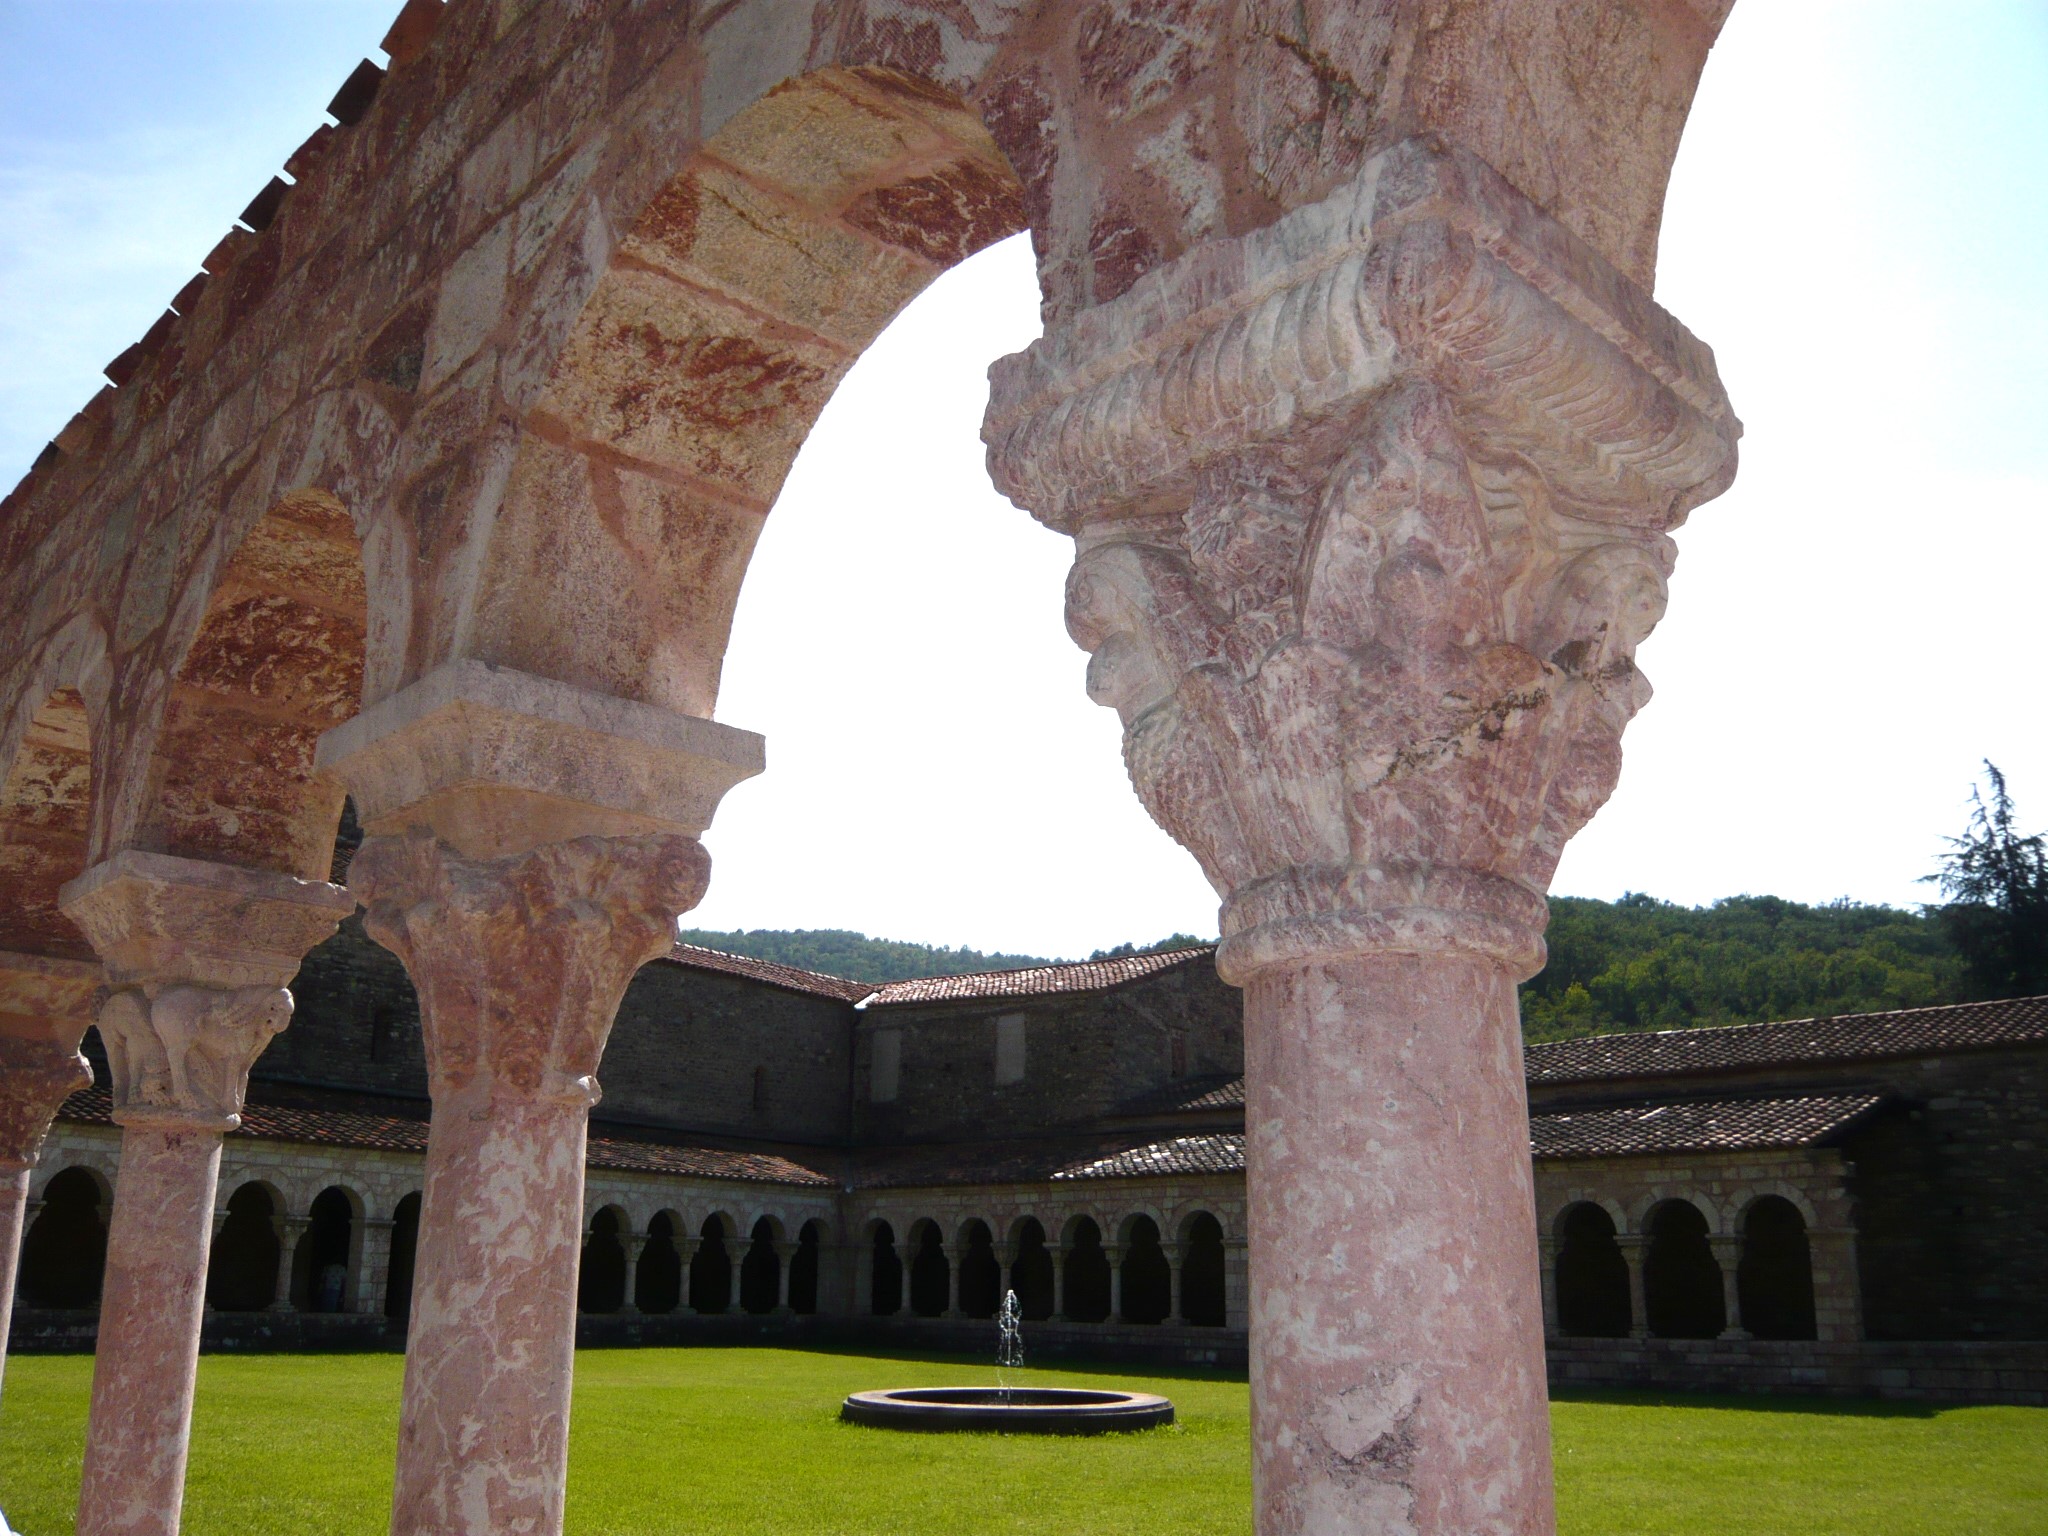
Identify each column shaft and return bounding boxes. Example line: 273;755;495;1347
1618;1237;1649;1340
1246;954;1552;1536
0;1167;28;1388
1712;1236;1747;1340
1537;1237;1561;1339
75;1123;224;1536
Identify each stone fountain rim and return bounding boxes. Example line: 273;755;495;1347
840;1386;1175;1434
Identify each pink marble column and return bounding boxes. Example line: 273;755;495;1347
59;851;351;1536
1245;956;1550;1532
0;1022;94;1399
986;138;1740;1534
0;952;99;1397
315;660;759;1536
349;829;710;1536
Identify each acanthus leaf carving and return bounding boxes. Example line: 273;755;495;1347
994;139;1734;985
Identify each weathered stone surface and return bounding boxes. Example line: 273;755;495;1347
349;829;712;1536
0;8;1745;1531
985;135;1736;1535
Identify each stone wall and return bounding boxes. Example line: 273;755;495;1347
262;913;430;1100
850;960;1242;1144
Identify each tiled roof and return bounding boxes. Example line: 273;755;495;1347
863;945;1216;1007
1053;1133;1246;1179
1530;1094;1887;1159
855;1129;1244;1187
1115;1074;1246;1116
666;943;873;1002
54;1085;831;1187
1525;994;2048;1085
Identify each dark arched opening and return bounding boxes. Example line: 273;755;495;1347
1739;1197;1818;1341
1119;1216;1170;1325
579;1208;628;1315
870;1222;902;1316
956;1220;1000;1320
690;1218;732;1314
1556;1203;1632;1338
789;1221;821;1315
17;1167;107;1308
740;1218;780;1315
1179;1213;1226;1327
1062;1218;1111;1324
207;1184;282;1312
294;1186;356;1313
1644;1200;1725;1339
636;1212;683;1315
1008;1219;1054;1322
908;1221;949;1318
384;1192;421;1321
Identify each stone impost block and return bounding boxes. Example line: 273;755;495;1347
314;658;765;860
58;850;355;991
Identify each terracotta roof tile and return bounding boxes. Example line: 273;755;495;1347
54;1085;831;1187
666;943;874;1002
863;946;1216;1007
1052;1133;1246;1179
1115;1074;1246;1116
1525;995;2048;1085
1530;1094;1887;1159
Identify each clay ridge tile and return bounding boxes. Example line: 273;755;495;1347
666;943;875;1002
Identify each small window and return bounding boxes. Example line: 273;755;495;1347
369;1007;396;1064
871;1029;901;1103
751;1065;767;1112
994;1013;1026;1085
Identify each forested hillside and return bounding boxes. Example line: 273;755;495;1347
687;898;1971;1040
1521;894;1964;1041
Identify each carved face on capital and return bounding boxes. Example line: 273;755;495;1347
1064;548;1196;729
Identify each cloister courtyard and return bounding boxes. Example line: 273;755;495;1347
1;1347;2042;1536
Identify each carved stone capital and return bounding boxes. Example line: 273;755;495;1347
58;849;354;991
985;138;1738;983
315;659;765;861
348;830;711;1104
94;984;292;1131
0;1033;92;1170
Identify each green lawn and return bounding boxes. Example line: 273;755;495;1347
0;1348;2041;1534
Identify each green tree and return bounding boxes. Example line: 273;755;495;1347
1924;761;2048;1000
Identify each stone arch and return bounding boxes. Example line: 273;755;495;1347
739;1213;783;1314
1116;1212;1171;1325
384;1190;423;1321
866;1216;903;1317
1642;1196;1725;1340
16;1163;109;1308
788;1218;823;1315
578;1203;631;1315
291;1183;363;1314
1177;1211;1227;1328
1738;1194;1817;1342
1060;1213;1111;1324
450;65;1028;719
1005;1215;1055;1322
0;619;108;959
1554;1200;1631;1339
1630;1189;1721;1237
954;1217;1001;1320
689;1211;735;1314
1558;1193;1630;1237
1733;1183;1820;1232
906;1216;950;1318
634;1208;686;1316
122;490;367;882
207;1180;285;1313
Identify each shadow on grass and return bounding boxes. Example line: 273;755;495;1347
1551;1385;1941;1419
592;1337;1253;1387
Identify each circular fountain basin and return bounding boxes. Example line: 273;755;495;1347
841;1386;1174;1434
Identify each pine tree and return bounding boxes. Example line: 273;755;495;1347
1926;762;2048;999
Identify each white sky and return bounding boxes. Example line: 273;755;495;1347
2;2;2043;958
